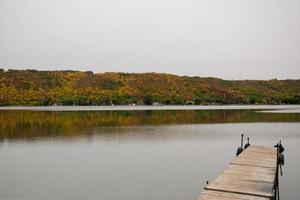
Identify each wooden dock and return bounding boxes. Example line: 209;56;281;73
198;145;278;200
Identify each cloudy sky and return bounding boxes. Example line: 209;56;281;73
0;0;299;80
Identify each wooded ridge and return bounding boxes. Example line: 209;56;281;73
0;69;299;106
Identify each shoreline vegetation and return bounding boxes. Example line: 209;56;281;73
0;69;299;106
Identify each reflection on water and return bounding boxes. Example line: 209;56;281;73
0;109;300;200
1;110;300;141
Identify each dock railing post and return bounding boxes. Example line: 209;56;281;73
273;143;278;200
274;142;280;200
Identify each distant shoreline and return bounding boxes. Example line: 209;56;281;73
0;105;300;112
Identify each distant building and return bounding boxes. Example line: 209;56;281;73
152;102;160;106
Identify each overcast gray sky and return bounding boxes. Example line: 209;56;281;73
0;0;299;80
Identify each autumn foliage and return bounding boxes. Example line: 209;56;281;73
0;69;299;106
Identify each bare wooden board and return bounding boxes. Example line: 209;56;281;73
231;146;277;168
198;146;277;200
198;190;270;200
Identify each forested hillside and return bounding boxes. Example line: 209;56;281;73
0;69;299;106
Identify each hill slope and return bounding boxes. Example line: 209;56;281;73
0;69;299;105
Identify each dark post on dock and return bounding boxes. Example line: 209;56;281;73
198;142;284;200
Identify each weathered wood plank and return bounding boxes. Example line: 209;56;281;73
231;146;277;168
198;145;277;200
198;190;270;200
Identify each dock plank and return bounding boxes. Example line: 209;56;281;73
198;190;270;200
198;146;277;200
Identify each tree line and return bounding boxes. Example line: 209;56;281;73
0;69;299;106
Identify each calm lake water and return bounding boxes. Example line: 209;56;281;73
1;105;300;200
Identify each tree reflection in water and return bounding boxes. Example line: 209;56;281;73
0;109;299;141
